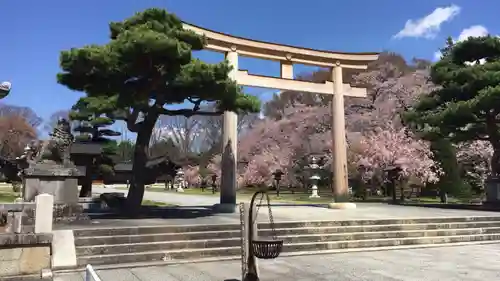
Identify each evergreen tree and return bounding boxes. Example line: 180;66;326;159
57;8;260;209
70;97;121;197
406;35;500;196
413;36;500;173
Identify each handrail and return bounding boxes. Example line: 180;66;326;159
85;264;102;281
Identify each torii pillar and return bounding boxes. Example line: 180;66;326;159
332;62;349;200
218;49;239;212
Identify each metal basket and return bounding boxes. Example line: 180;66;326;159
251;239;284;259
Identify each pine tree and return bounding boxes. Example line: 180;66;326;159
406;35;500;192
70;97;121;197
57;8;260;209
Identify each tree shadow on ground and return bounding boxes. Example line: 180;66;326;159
85;205;221;219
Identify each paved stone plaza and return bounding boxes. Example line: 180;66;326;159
55;244;500;281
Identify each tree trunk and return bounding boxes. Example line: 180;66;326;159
79;177;92;197
399;181;405;202
125;112;158;212
439;190;448;203
79;162;93;197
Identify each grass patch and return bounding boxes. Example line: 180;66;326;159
113;185;479;205
0;191;17;203
141;199;177;207
148;187;335;204
0;185;18;203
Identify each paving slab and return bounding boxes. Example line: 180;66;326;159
55;244;500;281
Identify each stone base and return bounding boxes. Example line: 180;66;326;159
0;233;52;278
327;202;356;209
212;203;237;213
485;176;500;203
22;164;83;204
24;178;79;204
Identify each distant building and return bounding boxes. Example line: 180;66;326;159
103;155;181;185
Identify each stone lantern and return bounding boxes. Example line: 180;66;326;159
308;156;323;198
175;169;185;193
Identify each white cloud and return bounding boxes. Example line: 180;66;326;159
432;25;489;61
456;25;489;42
433;51;443;61
394;5;461;39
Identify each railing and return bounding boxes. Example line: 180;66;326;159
85;264;102;281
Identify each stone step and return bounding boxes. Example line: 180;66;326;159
77;245;242;266
74;221;500;247
262;216;500;229
76;237;241;256
283;233;500;252
73;216;500;237
76;233;500;266
73;223;240;237
75;230;242;246
279;227;500;243
263;221;500;236
75;227;500;256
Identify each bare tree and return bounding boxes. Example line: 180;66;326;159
0;115;37;159
44;110;70;133
155;115;204;156
0;104;42;128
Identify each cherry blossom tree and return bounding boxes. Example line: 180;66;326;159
206;154;221;185
352;126;440;184
457;141;493;192
184;165;201;187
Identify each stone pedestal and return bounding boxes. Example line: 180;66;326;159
309;184;320;198
22;164;85;204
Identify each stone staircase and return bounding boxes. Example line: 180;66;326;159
73;216;500;268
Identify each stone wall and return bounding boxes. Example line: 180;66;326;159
0;233;52;277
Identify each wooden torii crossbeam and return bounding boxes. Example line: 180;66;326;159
183;22;379;206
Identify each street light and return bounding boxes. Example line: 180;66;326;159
0;81;11;99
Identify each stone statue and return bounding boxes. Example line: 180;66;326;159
32;118;75;166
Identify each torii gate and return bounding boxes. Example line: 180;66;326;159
183;23;379;211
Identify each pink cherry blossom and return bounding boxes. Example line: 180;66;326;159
352;126;440;183
183;165;200;187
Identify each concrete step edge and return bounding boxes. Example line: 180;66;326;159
262;220;500;230
72;223;240;236
267;216;500;226
280;239;500;257
275;227;500;238
77;246;240;259
72;216;500;236
74;229;242;241
287;232;500;246
75;237;242;249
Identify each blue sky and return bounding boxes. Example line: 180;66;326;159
0;0;497;135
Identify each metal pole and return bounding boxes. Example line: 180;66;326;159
245;191;262;281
